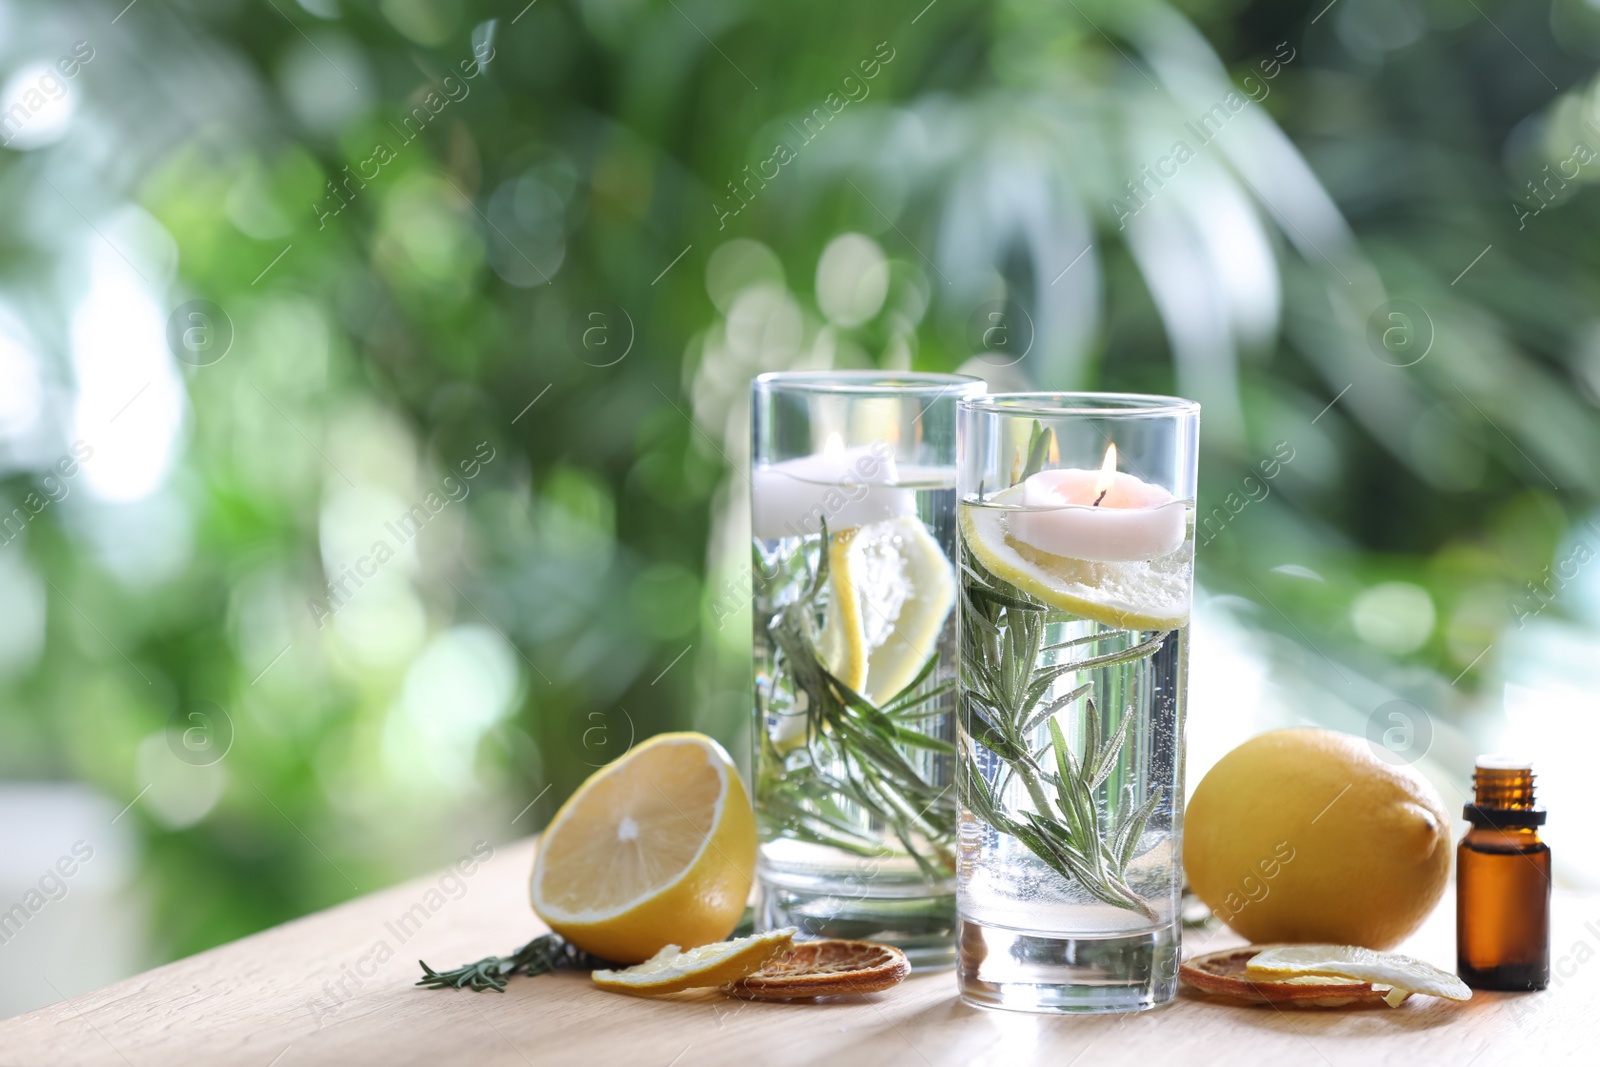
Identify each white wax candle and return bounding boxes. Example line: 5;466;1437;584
1009;446;1186;562
752;437;915;540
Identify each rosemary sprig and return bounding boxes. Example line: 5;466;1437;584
419;912;760;994
1021;419;1052;481
416;933;612;992
959;544;1168;919
755;520;958;877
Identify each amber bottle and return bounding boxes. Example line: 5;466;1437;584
1456;759;1550;991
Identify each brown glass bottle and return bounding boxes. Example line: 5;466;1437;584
1456;759;1550;991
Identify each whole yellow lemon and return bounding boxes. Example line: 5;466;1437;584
1185;728;1450;949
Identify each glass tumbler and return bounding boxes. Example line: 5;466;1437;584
955;392;1199;1012
750;370;985;970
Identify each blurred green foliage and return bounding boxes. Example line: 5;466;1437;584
1;0;1598;967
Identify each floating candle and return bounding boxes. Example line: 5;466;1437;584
1009;444;1186;562
751;435;915;540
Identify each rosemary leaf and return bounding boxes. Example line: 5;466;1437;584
416;933;611;992
885;681;956;719
1046;718;1076;809
1021;420;1053;481
963;579;1046;615
1020;681;1092;737
1115;787;1163;866
805;515;831;600
1086;709;1132;794
761;787;883;854
1042;631;1122;653
883;652;940;705
1060;630;1169;673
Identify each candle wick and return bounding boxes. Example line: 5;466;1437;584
1093;489;1108;507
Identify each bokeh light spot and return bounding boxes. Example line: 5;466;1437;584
1350;581;1436;654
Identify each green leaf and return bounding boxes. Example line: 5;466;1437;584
885;681;955;719
1083;694;1101;769
1021;681;1091;737
417;934;611;992
1114;787;1163;871
1086;707;1131;794
1046;718;1075;802
963;579;1046;614
883;651;939;704
805;515;832;601
1042;630;1126;653
1021;419;1053;481
1059;630;1170;673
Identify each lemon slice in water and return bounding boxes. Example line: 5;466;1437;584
818;515;956;706
959;486;1191;631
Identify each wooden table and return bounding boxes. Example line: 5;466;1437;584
2;838;1593;1065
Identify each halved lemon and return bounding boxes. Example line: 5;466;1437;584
592;928;795;995
818;515;956;706
530;732;757;963
1246;945;1471;1007
959;487;1191;631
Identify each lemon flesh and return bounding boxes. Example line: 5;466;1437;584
530;732;757;963
818;515;955;706
592;928;796;995
959;487;1191;631
1247;945;1471;1006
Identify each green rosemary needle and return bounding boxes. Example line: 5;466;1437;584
416;933;612;992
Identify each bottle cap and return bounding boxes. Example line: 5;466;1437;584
1475;755;1533;771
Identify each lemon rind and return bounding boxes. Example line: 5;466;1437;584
821;527;870;693
819;515;957;706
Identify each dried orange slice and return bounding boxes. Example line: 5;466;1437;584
1181;946;1385;1008
723;939;910;1000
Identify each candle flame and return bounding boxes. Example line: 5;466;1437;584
822;432;845;456
1095;444;1118;498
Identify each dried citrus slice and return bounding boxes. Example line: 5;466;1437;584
530;732;757;963
592;928;796;995
723;939;910;999
1181;946;1386;1008
960;487;1191;631
1246;945;1471;1007
819;515;956;706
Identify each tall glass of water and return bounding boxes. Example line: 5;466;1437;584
750;371;984;969
955;392;1199;1011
